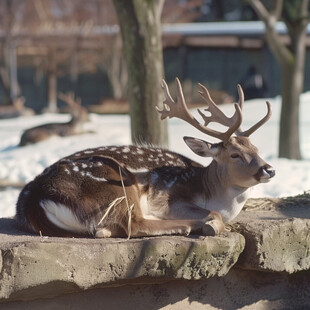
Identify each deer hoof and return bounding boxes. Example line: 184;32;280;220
95;228;112;238
202;221;220;236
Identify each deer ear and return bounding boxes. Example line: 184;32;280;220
183;136;219;158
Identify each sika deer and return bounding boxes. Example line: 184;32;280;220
15;78;275;238
19;92;89;146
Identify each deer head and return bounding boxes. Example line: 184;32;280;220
58;92;89;124
156;78;275;188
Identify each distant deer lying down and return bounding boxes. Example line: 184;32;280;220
19;92;89;146
0;97;34;119
16;78;275;238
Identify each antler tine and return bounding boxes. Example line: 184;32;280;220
76;96;82;106
58;91;77;107
237;84;244;111
234;84;272;137
238;101;272;137
156;78;193;122
156;78;243;143
197;83;240;128
234;84;245;135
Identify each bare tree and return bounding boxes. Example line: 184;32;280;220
249;0;309;159
113;0;168;146
0;0;22;105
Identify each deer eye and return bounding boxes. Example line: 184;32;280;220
230;153;241;159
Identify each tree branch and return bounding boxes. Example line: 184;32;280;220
248;0;293;66
272;0;284;21
300;0;310;29
249;0;272;24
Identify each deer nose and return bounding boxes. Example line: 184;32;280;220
263;165;275;178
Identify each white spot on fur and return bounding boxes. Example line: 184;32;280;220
86;172;107;182
166;153;174;159
127;167;150;173
40;200;87;233
82;163;87;168
64;168;71;175
122;147;130;153
137;149;144;155
84;150;94;154
73;166;79;172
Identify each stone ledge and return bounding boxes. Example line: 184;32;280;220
0;218;244;302
232;193;310;273
0;193;309;304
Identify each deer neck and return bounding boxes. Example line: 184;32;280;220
200;160;251;223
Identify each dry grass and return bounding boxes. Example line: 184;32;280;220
96;166;134;239
118;166;134;240
244;191;310;212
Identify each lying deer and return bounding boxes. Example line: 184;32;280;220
19;92;89;146
16;78;275;238
0;97;34;119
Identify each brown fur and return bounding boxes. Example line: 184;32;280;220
15;137;274;238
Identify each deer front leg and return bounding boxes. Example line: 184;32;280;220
201;211;225;236
128;218;201;237
95;216;223;238
167;203;225;236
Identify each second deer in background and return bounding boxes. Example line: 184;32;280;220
19;92;90;146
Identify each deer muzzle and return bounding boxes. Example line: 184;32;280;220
255;164;275;183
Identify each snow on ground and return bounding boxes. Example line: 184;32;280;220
0;94;309;218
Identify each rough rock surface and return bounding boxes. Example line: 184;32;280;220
0;193;309;307
232;194;310;273
0;218;244;301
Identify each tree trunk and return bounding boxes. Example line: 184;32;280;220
113;0;168;146
279;64;302;159
278;24;306;159
248;0;308;159
47;70;58;113
46;52;58;113
0;41;20;105
105;35;126;100
0;0;20;105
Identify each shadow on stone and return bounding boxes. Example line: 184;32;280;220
0;218;31;236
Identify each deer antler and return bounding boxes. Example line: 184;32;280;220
156;78;242;143
58;92;82;108
234;84;272;137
